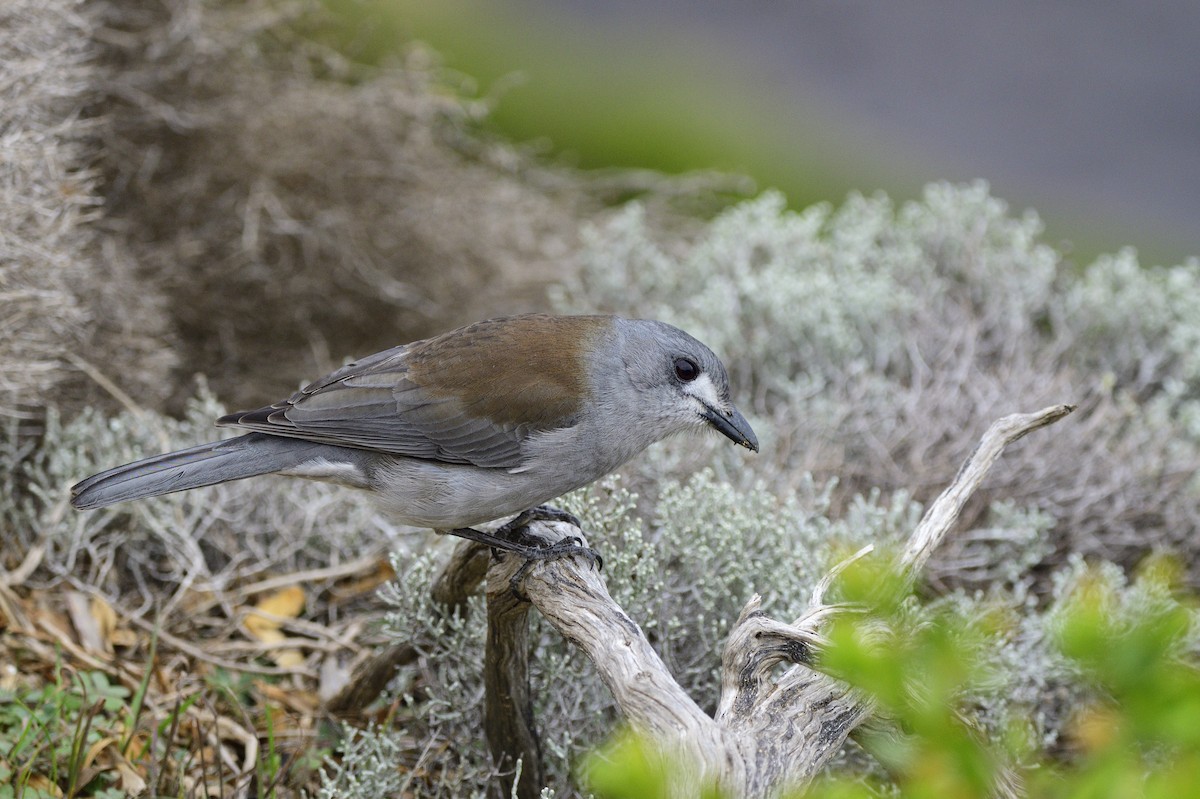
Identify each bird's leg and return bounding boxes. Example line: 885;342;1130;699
449;506;600;566
448;505;601;598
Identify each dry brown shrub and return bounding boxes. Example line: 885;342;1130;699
93;0;607;411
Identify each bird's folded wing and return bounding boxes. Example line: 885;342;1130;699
217;337;580;469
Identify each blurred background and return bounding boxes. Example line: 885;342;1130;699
329;0;1200;266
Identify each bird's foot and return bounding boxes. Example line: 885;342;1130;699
500;504;600;572
447;505;601;599
507;535;601;596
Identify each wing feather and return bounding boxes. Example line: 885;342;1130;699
216;315;610;469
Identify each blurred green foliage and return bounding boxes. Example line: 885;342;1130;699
316;0;1191;264
318;0;889;211
582;555;1200;798
586;731;723;799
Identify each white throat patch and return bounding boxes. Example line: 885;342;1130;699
683;373;723;410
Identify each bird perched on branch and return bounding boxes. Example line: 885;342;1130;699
71;313;758;558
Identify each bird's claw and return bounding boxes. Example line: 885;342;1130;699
449;507;600;599
508;535;603;599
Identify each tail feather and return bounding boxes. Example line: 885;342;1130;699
70;433;332;510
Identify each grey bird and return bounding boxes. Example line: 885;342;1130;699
70;314;758;553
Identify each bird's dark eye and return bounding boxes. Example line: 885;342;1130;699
673;357;700;382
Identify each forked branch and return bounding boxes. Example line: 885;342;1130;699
485;404;1075;798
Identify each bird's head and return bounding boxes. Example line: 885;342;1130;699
604;318;759;453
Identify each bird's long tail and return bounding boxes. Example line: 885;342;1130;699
70;433;330;510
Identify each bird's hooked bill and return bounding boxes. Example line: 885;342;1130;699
703;405;759;452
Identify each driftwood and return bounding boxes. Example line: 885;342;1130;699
480;404;1074;798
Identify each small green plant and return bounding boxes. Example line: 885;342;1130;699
0;646;309;798
0;662;129;798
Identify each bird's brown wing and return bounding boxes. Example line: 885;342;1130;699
217;315;608;469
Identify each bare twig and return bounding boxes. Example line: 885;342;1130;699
901;404;1076;577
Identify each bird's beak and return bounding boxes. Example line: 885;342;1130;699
702;405;759;452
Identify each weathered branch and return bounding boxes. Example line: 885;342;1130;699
486;533;732;793
484;574;544;799
899;404;1076;577
490;404;1073;798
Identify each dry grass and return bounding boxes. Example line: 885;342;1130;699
0;0;175;424
0;550;401;797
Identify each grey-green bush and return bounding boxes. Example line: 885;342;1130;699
363;182;1200;796
554;182;1200;586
